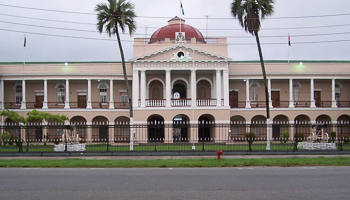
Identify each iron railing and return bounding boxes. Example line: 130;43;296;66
0;122;349;153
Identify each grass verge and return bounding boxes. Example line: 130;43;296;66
0;157;349;168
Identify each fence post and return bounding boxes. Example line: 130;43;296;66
293;122;298;152
339;123;343;151
107;128;109;152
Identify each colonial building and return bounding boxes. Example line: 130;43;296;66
1;17;349;143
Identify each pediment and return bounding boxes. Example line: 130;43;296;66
130;44;231;63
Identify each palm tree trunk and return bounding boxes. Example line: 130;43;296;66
254;31;271;150
254;31;270;120
115;26;133;118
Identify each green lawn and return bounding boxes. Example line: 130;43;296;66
0;142;349;152
1;157;350;168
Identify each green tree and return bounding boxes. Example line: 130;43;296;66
231;0;274;149
95;0;136;121
0;110;69;152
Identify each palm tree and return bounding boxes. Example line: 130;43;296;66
95;0;136;122
231;0;274;149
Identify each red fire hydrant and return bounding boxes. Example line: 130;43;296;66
216;150;223;159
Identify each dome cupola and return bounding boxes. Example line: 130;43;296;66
149;16;206;44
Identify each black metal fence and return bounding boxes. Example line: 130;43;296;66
0;122;349;154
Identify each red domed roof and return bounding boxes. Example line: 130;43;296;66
149;17;205;44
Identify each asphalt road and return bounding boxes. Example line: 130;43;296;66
1;167;349;200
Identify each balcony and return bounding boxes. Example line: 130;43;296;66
4;101;130;109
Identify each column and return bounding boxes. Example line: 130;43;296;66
245;79;251;108
86;122;92;142
64;79;70;109
331;79;337;108
223;69;229;107
21;79;26;109
0;79;3;111
132;70;139;107
191;69;196;107
216;69;222;107
165;69;171;107
87;79;92;109
289;78;294;108
310;79;316;107
268;79;272;108
109;79;114;109
140;70;146;108
43;79;48;109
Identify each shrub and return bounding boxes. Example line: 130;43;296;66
244;132;256;143
294;133;305;142
14;135;23;147
280;131;290;144
79;135;86;143
328;131;336;143
53;136;60;145
1;131;11;146
342;134;350;144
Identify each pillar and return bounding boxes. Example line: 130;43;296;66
289;78;294;108
223;69;229;107
21;79;26;109
109;79;114;109
191;69;196;107
245;79;251;108
165;69;171;107
216;69;222;107
310;79;316;107
331;79;337;108
43;79;48;109
132;70;139;107
64;79;70;109
140;70;146;108
87;79;92;109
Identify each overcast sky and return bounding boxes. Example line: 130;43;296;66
0;0;349;63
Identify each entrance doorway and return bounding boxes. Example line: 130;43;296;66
198;115;215;141
172;114;189;142
148;115;164;142
78;95;87;108
35;95;44;108
229;90;238;108
271;91;280;107
314;91;321;107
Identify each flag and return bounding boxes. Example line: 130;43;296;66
181;1;184;15
288;34;291;46
24;35;26;47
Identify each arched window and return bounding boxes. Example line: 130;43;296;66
57;84;65;103
293;83;300;102
173;92;180;99
250;83;259;102
99;84;107;102
15;85;22;104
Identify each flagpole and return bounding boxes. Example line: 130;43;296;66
23;34;26;65
288;33;290;64
180;0;182;33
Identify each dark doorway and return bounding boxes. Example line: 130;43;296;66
78;95;87;108
229;91;238;108
314;91;321;107
172;115;189;142
198;116;213;141
272;91;280;107
35;127;43;141
35;95;44;108
148;116;165;142
99;125;108;141
172;83;187;98
272;125;280;139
